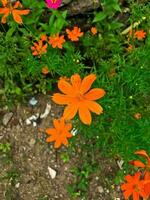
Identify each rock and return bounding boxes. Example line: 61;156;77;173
29;97;38;106
48;166;57;179
61;0;100;16
97;186;104;193
62;0;72;5
2;112;13;126
15;183;20;188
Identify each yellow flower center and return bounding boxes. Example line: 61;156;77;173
51;0;57;3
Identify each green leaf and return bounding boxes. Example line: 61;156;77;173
6;27;16;40
93;12;107;23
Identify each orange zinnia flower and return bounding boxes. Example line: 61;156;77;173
48;34;65;49
66;26;83;41
130;150;150;197
121;172;147;200
0;0;30;24
91;27;97;35
31;40;48;57
52;74;106;125
45;118;73;148
134;30;146;40
42;66;49;75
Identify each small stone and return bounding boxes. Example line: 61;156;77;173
2;112;13;126
29;97;38;106
48;166;57;179
97;186;104;193
106;189;109;193
15;183;20;188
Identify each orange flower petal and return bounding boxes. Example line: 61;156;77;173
12;10;23;24
52;93;70;105
1;0;7;7
54;139;61;148
85;100;103;115
0;8;9;23
63;104;78;120
125;174;134;182
123;189;132;199
62;137;68;146
0;7;9;14
13;1;22;9
46;136;55;142
58;80;74;95
130;160;146;168
80;74;96;94
85;88;106;100
53;119;63;131
45;128;57;136
70;74;81;91
135;150;149;159
78;104;91;125
12;9;30;24
133;191;139;200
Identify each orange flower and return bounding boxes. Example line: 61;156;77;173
0;0;30;24
130;150;150;171
134;30;146;40
134;113;142;119
45;118;73;148
48;34;65;49
42;66;49;75
121;172;147;200
130;150;150;198
91;27;97;35
41;35;47;41
52;74;106;125
31;40;48;57
66;26;83;41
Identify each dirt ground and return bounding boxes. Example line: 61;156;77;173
0;95;123;200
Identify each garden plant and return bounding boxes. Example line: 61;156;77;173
0;0;150;199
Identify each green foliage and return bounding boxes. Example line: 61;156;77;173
0;143;11;153
0;0;150;199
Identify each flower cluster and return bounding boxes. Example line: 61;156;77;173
127;29;146;51
30;26;84;59
121;150;150;200
31;35;48;57
45;73;106;148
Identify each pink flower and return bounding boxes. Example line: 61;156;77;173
46;0;62;9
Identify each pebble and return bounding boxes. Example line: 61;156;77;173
48;166;57;179
97;186;104;193
2;112;13;126
15;182;20;188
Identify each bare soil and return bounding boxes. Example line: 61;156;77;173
0;95;123;200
